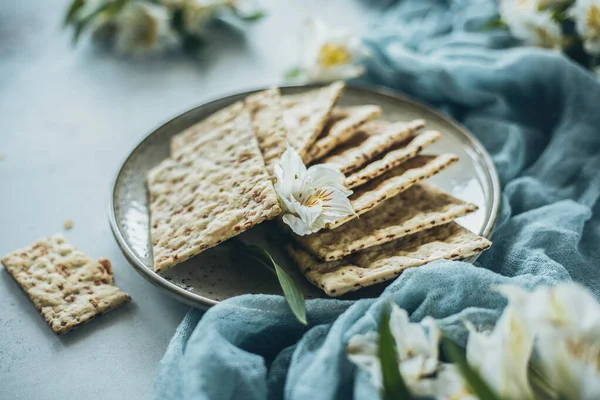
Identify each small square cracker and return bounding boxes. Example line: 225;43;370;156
1;235;131;334
286;222;491;297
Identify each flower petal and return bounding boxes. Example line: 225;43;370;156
274;146;307;198
282;214;313;236
466;285;535;399
306;163;352;195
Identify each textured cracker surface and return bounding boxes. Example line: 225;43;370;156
287;222;491;296
345;130;441;189
169;101;244;155
282;82;344;158
147;110;282;271
1;235;131;334
322;119;425;174
327;154;459;229
245;88;288;178
293;184;478;260
304;105;381;163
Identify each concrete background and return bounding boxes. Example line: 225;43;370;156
0;1;372;399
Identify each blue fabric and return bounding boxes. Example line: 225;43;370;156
154;1;600;398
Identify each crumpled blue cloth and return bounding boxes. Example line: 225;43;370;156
154;1;600;398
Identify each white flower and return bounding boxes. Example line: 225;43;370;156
389;305;440;380
348;305;477;399
96;2;180;57
499;0;563;49
348;305;442;388
274;146;354;236
347;331;383;388
182;0;234;36
506;283;600;399
290;17;368;83
569;0;600;55
465;285;535;399
411;364;477;400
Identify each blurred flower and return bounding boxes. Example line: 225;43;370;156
287;17;368;83
499;0;563;48
182;0;234;36
348;305;476;399
64;0;263;55
466;285;535;399
569;0;600;55
348;305;440;387
274;146;353;236
411;364;477;400
511;283;600;399
108;2;180;56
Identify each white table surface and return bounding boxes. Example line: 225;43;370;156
0;1;373;398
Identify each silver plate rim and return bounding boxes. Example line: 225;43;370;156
108;83;501;310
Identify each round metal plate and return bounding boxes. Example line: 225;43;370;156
109;84;501;309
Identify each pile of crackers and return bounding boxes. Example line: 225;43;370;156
147;82;491;297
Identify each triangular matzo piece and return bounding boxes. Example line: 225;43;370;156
345;130;441;189
1;235;131;334
326;154;459;229
170;101;244;155
322;119;426;174
286;222;491;296
292;184;478;261
245;88;288;179
282;81;345;159
304;105;381;163
148;109;282;272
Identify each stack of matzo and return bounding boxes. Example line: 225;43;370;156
277;83;491;296
148;82;491;296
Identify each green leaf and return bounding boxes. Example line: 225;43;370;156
378;306;414;400
551;9;568;23
97;0;128;21
230;6;266;22
441;336;502;400
285;67;303;80
482;16;507;29
72;21;86;45
70;0;129;46
273;260;307;325
238;243;307;325
237;10;266;22
64;0;85;27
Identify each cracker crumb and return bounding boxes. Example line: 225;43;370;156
64;220;73;230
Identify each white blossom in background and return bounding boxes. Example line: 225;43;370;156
499;0;563;49
348;305;440;388
348;304;475;399
96;2;180;57
411;364;477;400
274;146;354;236
569;0;600;55
466;285;535;399
288;17;369;83
511;283;600;399
347;283;600;399
182;0;234;36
